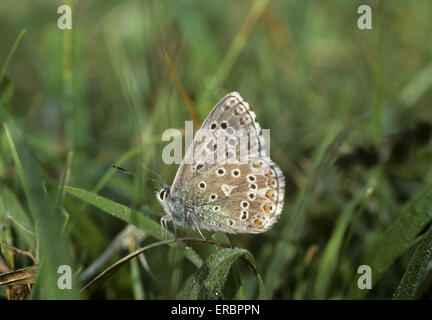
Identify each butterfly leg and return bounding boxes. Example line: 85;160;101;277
189;214;206;240
160;215;171;239
172;219;178;240
196;226;206;240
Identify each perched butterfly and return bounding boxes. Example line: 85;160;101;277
156;92;285;237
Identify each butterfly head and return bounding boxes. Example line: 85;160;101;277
155;185;171;204
155;184;187;228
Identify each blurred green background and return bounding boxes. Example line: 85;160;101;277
1;0;432;300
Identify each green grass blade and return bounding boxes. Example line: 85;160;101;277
0;29;27;86
0;184;35;250
398;61;432;111
54;150;73;209
171;1;221;71
264;122;351;296
129;241;145;300
348;185;432;299
178;247;265;299
3;124;81;299
66;186;162;238
197;0;270;115
393;223;432;300
0;211;14;268
314;195;358;298
211;233;243;299
3;124;27;195
65;186;203;268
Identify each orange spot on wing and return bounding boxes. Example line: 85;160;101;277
248;218;262;228
268;180;276;187
263;203;272;213
266;190;274;200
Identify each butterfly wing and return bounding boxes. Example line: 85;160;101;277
170;92;285;233
171;92;266;194
178;158;285;233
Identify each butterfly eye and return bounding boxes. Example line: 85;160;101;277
159;190;166;200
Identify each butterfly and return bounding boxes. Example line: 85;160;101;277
156;92;285;237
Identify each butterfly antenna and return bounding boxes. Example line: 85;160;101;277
112;165;163;189
140;163;167;186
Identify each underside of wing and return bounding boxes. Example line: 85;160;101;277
179;158;285;234
171;92;266;194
